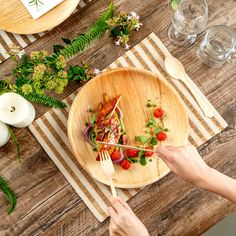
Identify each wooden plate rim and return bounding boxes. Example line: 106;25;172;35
0;0;80;34
67;67;190;188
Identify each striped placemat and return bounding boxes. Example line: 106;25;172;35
28;32;228;222
0;0;91;63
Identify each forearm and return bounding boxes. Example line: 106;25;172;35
200;168;236;203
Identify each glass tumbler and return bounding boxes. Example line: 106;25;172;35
168;0;208;47
197;25;236;68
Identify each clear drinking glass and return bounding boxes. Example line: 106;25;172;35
168;0;208;46
197;25;236;68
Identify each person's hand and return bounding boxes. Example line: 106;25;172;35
108;196;149;236
156;144;212;187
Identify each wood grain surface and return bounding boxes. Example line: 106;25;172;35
0;0;80;34
0;0;235;235
68;67;189;188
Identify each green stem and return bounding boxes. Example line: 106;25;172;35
7;125;21;163
0;176;17;214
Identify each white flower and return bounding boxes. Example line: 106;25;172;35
127;15;132;21
135;22;143;31
17;50;25;59
125;43;130;50
94;68;101;75
115;39;121;46
130;11;140;20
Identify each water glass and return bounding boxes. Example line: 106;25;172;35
168;0;208;46
197;25;236;68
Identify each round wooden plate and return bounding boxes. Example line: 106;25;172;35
0;0;80;34
68;68;189;188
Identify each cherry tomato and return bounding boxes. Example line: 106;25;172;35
126;148;139;157
120;159;131;170
156;131;167;141
154;108;164;119
111;149;120;161
144;147;154;157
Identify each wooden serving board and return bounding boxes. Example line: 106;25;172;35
0;0;80;34
68;68;189;188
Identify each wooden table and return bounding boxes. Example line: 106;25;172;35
0;0;235;235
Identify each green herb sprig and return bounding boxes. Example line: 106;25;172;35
106;11;142;49
0;176;17;214
67;62;99;82
134;100;169;165
52;3;115;59
7;125;21;163
18;91;66;108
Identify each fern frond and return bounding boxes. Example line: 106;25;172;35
7;125;21;163
55;2;114;59
18;91;66;109
0;176;17;214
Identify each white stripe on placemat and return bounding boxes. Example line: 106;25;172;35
189;128;202;146
26;34;37;42
28;124;105;222
36;119;109;214
0;43;9;59
12;34;27;47
0;31;14;46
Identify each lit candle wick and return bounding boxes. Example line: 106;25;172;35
9;106;16;112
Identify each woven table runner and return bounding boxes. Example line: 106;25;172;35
28;32;228;222
0;0;91;63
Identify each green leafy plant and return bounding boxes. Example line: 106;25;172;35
52;2;115;59
0;49;69;108
12;51;68;95
7;125;21;163
0;176;17;214
67;62;99;82
18;91;66;108
106;11;142;49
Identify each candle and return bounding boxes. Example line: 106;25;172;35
0;92;35;128
0;121;10;147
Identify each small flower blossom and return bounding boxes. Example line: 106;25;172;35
40;50;48;58
94;68;101;75
115;39;121;46
32;64;46;81
8;44;25;59
58;70;67;78
125;43;130;50
18;50;25;59
21;84;33;95
130;11;140;20
8;44;21;54
127;15;132;21
45;80;56;90
107;11;142;48
30;50;48;60
135;22;143;31
56;55;66;69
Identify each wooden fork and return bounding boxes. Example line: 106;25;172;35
99;150;117;197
